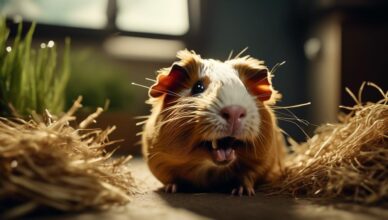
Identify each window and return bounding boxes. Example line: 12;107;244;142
116;0;189;35
0;0;190;35
0;0;107;29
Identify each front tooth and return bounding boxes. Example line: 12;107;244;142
212;139;218;149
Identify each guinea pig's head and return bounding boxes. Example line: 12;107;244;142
148;50;280;167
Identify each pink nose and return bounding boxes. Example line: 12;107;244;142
220;105;247;134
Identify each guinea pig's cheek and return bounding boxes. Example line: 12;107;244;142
239;102;260;138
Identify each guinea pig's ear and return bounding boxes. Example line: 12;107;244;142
149;64;190;98
230;57;278;102
242;67;273;101
149;49;201;98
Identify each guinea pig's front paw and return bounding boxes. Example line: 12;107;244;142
231;185;256;196
163;183;178;193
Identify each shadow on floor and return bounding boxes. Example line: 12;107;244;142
157;189;388;220
156;191;302;220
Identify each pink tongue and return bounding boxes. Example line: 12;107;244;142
213;148;235;162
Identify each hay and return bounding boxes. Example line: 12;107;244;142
271;82;387;204
0;97;135;218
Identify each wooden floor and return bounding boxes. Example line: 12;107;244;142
37;159;387;220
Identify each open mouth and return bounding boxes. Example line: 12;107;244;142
201;137;245;165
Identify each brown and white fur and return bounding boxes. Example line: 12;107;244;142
142;50;285;196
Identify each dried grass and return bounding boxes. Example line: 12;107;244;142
271;82;388;204
0;97;135;218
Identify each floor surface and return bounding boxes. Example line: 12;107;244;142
36;159;388;220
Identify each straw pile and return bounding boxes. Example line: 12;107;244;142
0;97;135;218
273;83;387;204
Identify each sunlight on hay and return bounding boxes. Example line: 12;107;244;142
272;82;387;204
0;97;136;218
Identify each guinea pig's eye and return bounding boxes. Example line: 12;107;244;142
191;80;205;95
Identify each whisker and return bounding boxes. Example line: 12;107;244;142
271;102;311;110
278;128;292;139
145;78;156;83
277;116;308;126
227;50;234;60
160;104;198;115
276;116;309;126
131;82;152;90
235;47;249;59
131;82;182;97
177;118;197;128
270;61;286;75
154;115;196;129
134;115;149;120
274;109;310;126
136;120;148;126
277;118;310;139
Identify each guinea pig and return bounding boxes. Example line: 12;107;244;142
141;50;285;196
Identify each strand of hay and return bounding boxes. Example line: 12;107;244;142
271;82;387;204
0;97;135;218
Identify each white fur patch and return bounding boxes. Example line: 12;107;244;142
200;59;261;138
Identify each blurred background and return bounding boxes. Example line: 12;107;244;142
1;0;387;155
